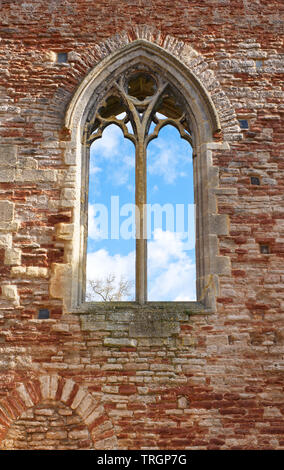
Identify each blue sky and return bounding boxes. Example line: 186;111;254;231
86;123;196;301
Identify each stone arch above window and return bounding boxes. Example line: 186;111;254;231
53;38;233;313
65;39;222;140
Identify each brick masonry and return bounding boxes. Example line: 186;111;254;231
0;0;283;450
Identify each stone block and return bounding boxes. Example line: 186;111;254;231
0;144;17;167
4;247;21;266
55;223;74;240
16;384;34;408
68;429;89;440
1;284;20;306
0;168;15;182
43;50;57;63
64;145;77;165
49;375;59;400
62;188;76;200
26;266;48;278
61;379;75;403
129;311;180;338
70;389;86;410
108;311;134;322
0;234;12;248
15;169;56;183
11;266;26;277
213;256;231;275
0;201;14;226
39;375;50;400
76;394;96;419
209;214;230;236
94;436;118;451
103;337;137;348
60;188;77;207
18;157;38;169
46;431;67;440
49;263;72;300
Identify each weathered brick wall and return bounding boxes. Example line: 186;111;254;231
0;0;283;450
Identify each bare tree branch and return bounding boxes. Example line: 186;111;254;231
86;273;133;301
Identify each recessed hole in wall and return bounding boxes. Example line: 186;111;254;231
260;244;270;254
57;52;68;63
239;119;249;129
251;176;260;185
38;308;50;319
255;60;263;69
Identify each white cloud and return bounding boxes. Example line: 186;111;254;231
87;248;135;281
147;127;192;184
89;164;102;176
91;124;122;159
111;154;135;187
88;203;108;240
90;124;135;190
86;248;135;300
86;228;196;301
147;229;196;301
148;229;186;268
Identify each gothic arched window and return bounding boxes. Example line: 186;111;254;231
84;68;195;304
61;40;228;313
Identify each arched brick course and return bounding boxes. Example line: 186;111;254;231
0;375;117;450
45;26;239;143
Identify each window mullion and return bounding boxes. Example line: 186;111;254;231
135;137;147;304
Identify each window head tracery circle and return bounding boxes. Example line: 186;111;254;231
84;68;193;148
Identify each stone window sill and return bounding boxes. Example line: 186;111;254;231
71;301;214;316
70;301;214;343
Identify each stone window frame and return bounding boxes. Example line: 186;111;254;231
60;40;231;314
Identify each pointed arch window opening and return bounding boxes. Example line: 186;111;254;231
84;69;195;305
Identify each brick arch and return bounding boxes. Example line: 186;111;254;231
0;375;117;450
65;26;239;139
48;25;239;143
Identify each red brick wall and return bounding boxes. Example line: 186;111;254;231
0;0;283;450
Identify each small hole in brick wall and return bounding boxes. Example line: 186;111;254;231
255;60;263;69
239;119;249;129
38;309;50;319
57;52;68;63
251;176;260;185
260;244;270;254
